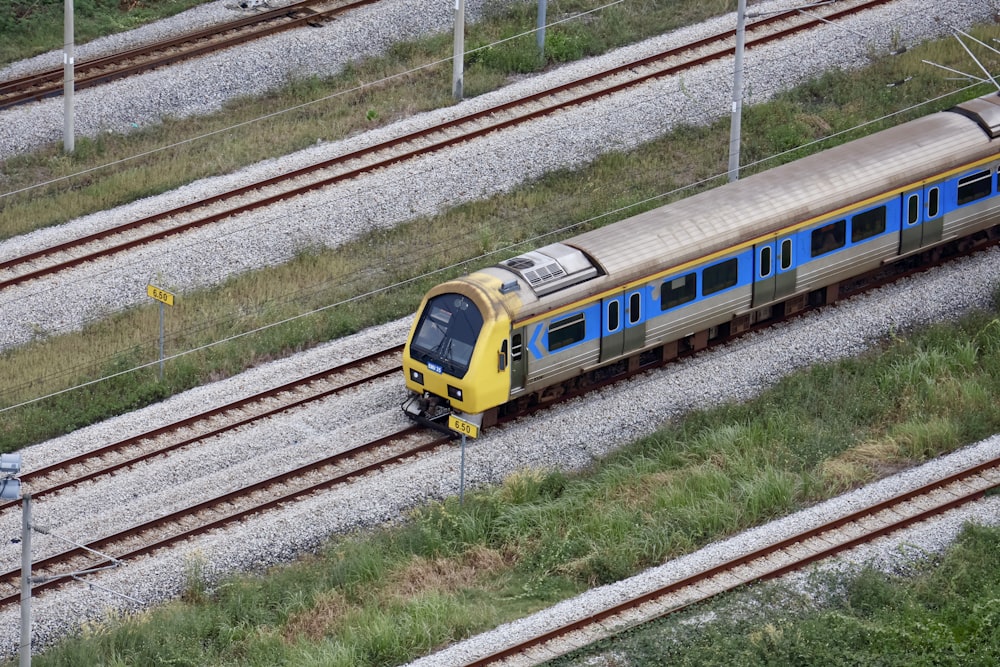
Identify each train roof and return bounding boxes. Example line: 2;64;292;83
567;99;998;289
477;93;1000;320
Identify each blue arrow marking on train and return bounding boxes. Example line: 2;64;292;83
528;324;545;359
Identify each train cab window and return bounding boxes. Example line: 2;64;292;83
702;258;738;296
511;332;523;361
810;220;846;257
957;169;992;206
927;187;940;218
660;273;696;310
548;312;586;352
409;293;484;377
779;238;793;270
627;292;642;325
906;194;919;226
759;246;773;279
851;206;886;243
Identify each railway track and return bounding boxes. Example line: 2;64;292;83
0;422;450;609
0;0;379;111
0;0;895;293
1;346;402;507
454;457;1000;666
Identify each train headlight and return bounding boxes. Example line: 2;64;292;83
410;369;424;385
447;385;463;400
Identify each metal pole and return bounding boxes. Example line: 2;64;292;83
459;433;466;504
727;0;747;182
63;0;75;154
537;0;547;56
158;302;165;380
20;494;31;667
452;0;465;100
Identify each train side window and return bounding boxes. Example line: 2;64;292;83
851;206;886;243
627;292;642;325
759;246;773;278
511;332;523;361
548;313;586;352
703;258;738;296
779;238;793;270
660;273;696;310
927;187;940;218
906;194;919;225
810;220;846;257
606;300;620;332
957;169;992;206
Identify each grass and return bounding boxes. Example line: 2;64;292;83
15;300;1000;666
555;524;1000;666
0;0;211;67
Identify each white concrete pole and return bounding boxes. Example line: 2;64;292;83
452;0;465;100
20;494;31;667
64;0;75;153
727;0;747;182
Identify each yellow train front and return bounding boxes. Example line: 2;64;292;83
402;242;605;436
402;273;518;437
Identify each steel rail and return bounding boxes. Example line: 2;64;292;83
0;0;379;110
0;345;401;507
0;425;452;608
459;457;1000;666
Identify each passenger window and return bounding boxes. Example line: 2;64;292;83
906;194;919;226
851;206;886;243
759;246;772;278
957;169;992;206
810;220;846;257
548;313;586;352
511;332;522;361
779;238;793;270
703;258;738;296
660;273;696;310
927;187;940;218
627;292;641;325
606;300;620;332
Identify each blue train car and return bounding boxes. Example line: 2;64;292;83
403;93;1000;434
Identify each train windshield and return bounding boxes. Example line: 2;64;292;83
410;293;484;378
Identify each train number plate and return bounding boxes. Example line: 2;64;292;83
448;415;479;439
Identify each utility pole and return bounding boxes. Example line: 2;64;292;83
537;0;547;56
452;0;465;100
20;495;31;667
727;0;747;182
64;0;75;154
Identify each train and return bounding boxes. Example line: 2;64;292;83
401;91;1000;437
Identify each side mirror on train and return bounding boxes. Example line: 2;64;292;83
498;340;508;371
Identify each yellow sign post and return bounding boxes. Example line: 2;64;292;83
448;414;479;439
448;414;481;505
146;284;175;379
146;284;175;306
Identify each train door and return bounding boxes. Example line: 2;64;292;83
899;185;943;254
623;288;646;353
599;294;624;362
752;241;776;305
509;327;527;392
752;236;796;307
